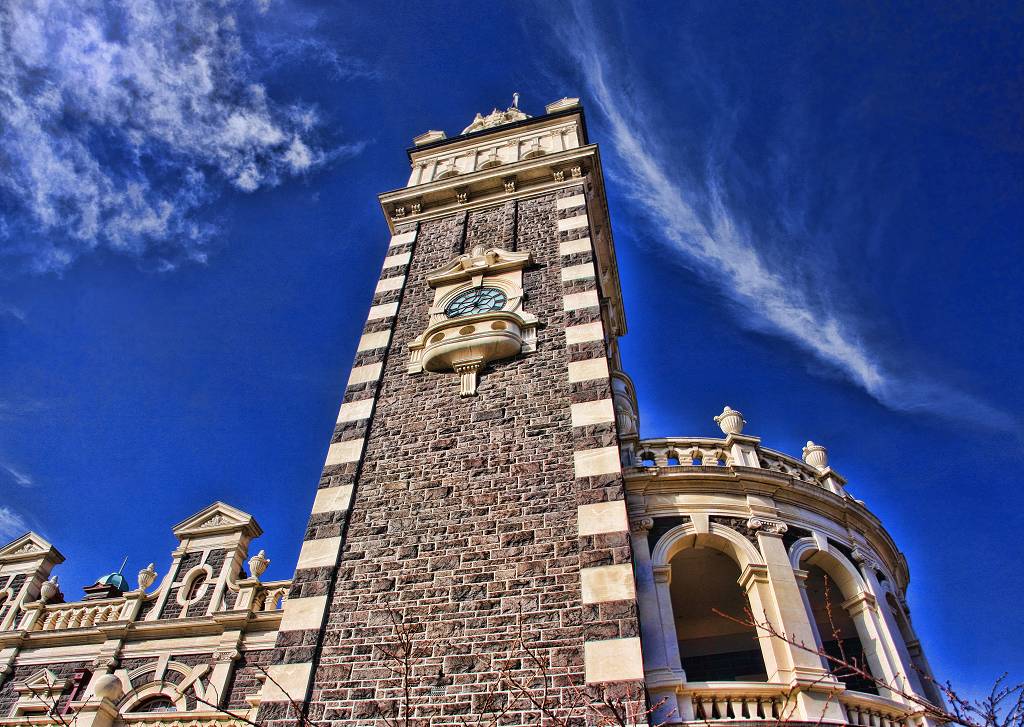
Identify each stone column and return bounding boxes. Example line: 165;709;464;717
748;518;846;724
737;562;789;682
630;518;682;723
858;563;927;699
752;521;834;682
69;699;119;727
843;592;901;700
652;564;693;720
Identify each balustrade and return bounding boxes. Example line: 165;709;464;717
259;581;289;611
9;578;291;633
675;683;914;726
634;437;830;490
34;599;125;631
680;683;790;722
841;692;911;727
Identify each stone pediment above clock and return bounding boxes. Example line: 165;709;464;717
172;501;262;540
0;531;63;568
426;246;532;288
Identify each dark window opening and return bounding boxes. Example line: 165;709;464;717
804;565;877;695
185;573;207;601
671;547;767;682
132;696;176;713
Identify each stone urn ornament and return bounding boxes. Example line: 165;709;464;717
248;550;270;579
39;576;59;603
802;441;829;470
714;406;746;435
137;563;157;592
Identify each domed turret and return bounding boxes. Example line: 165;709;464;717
83;562;131;600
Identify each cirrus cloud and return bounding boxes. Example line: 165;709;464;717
553;1;1013;431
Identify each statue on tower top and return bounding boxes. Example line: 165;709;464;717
461;94;530;135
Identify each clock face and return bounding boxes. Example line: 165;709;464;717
444;287;508;318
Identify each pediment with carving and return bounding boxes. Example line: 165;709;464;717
172;501;262;539
426;246;532;287
0;532;63;566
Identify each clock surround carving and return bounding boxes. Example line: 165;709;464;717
408;244;537;396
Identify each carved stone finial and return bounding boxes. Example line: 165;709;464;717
714;405;746;435
746;517;788;535
39;576;59;603
248;550;270;579
629;517;654;534
802;441;829;470
137;563;157;592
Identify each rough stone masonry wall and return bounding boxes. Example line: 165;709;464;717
259;183;642;727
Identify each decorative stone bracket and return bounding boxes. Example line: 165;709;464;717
408;246;537;396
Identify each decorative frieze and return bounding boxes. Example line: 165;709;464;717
746;517;789;536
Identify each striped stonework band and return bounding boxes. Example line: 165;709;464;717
256;224;418;719
553;188;641;685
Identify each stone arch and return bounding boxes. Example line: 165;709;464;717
789;537;899;697
652;520;774;683
652;521;766;571
119;661;204;713
788;537;867;597
118;682;188;713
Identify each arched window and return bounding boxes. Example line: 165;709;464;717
671;547;767;682
184;572;207;602
804;565;877;694
131;696;176;713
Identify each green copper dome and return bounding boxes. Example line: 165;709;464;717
96;572;129;592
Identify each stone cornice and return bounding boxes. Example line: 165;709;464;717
379;144;597;223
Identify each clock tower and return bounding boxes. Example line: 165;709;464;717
257;98;646;726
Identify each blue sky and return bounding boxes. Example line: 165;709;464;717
1;0;1021;695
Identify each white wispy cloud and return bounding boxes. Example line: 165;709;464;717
0;0;359;273
0;506;29;541
557;3;1011;431
0;303;26;323
0;462;33;488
